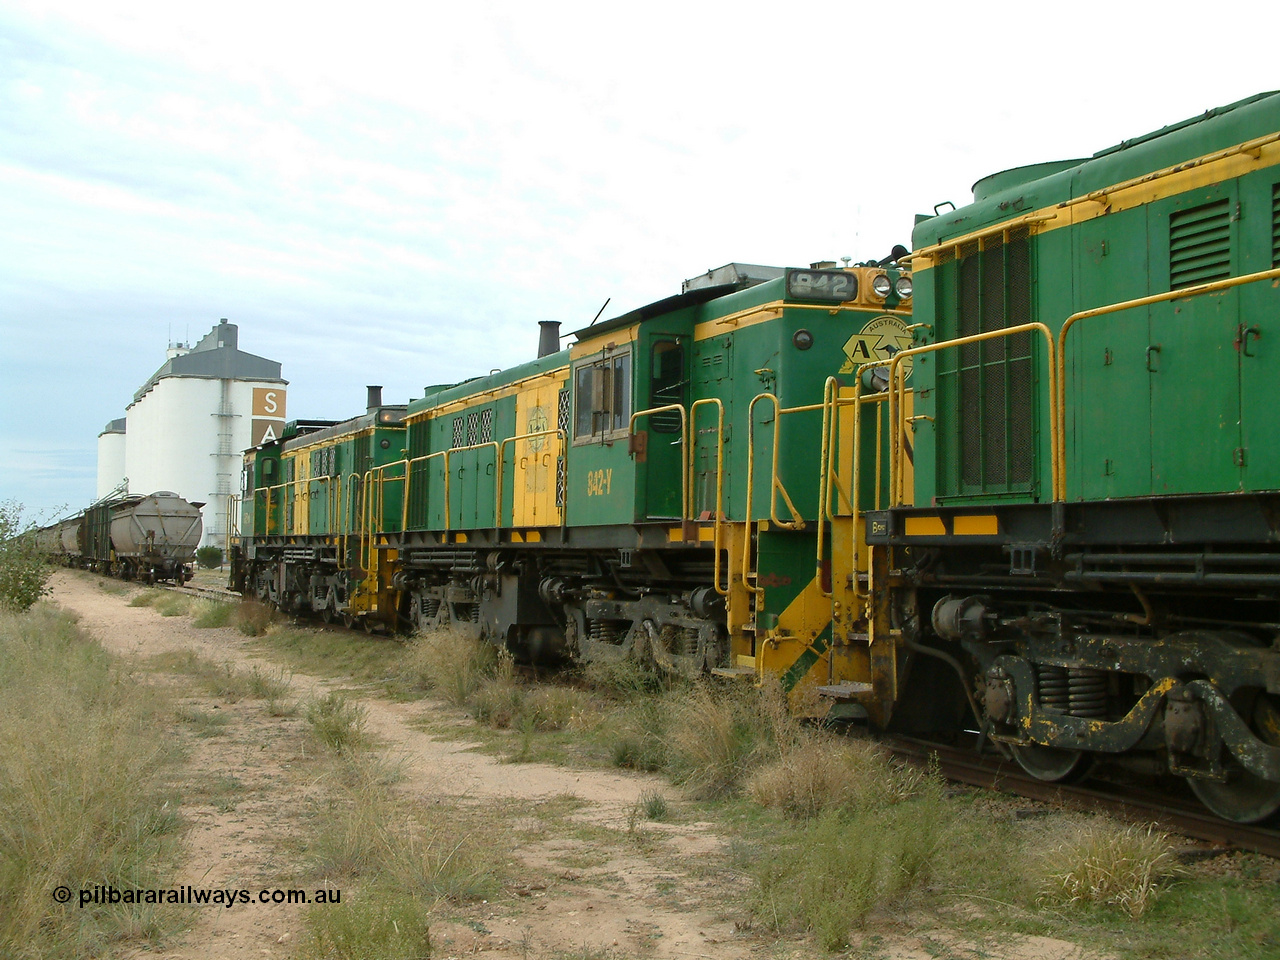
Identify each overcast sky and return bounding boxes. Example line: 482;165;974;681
2;0;1277;522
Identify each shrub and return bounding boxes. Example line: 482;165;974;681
233;600;279;636
1036;819;1180;918
400;628;497;705
195;545;224;569
0;502;51;612
306;692;368;752
746;737;930;819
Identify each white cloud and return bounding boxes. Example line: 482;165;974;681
2;0;1278;516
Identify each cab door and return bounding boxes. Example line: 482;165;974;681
637;333;690;521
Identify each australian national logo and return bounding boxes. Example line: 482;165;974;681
840;315;913;379
526;406;550;452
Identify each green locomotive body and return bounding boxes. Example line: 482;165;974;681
231;260;913;700
875;91;1280;821
229;391;408;620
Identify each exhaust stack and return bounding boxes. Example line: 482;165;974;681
537;321;561;358
366;385;383;412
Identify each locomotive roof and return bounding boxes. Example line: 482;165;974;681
278;408;407;452
409;269;790;418
570;282;742;340
914;90;1280;250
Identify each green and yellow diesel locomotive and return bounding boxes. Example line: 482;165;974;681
231;257;914;711
231;90;1280;823
883;90;1280;822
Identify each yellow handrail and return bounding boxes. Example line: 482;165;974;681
497;428;567;527
399;451;446;530
628;403;689;519
816;372;884;599
888;323;1059;505
746;393;817;531
1055;266;1280;499
688;398;726;595
740;392;823;602
443;441;499;532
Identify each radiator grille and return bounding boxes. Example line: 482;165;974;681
1272;183;1280;267
556;389;570;507
1170;199;1231;289
946;228;1034;493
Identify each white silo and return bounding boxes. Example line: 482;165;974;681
96;418;127;499
110;320;287;549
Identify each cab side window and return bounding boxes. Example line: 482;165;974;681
574;349;632;443
649;339;685;433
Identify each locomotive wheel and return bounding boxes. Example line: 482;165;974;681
1009;743;1094;784
320;603;335;625
1188;693;1280;824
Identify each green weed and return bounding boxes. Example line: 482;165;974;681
306;692;368;752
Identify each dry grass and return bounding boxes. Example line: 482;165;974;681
662;681;798;798
191;599;233;628
305;692;368;752
746;736;931;818
153;593;192;617
299;890;433;960
400;627;497;705
0;604;186;959
148;650;292;705
234;599;281;636
1036;818;1181;917
745;779;959;950
306;754;500;902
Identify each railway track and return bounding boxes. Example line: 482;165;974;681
169;581;240;603
888;734;1280;858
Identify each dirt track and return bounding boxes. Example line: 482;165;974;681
50;570;1099;960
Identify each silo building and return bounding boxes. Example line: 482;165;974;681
96;319;287;548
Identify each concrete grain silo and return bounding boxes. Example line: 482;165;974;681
102;319;287;549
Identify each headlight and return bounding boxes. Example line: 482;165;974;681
895;276;913;299
871;274;892;299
